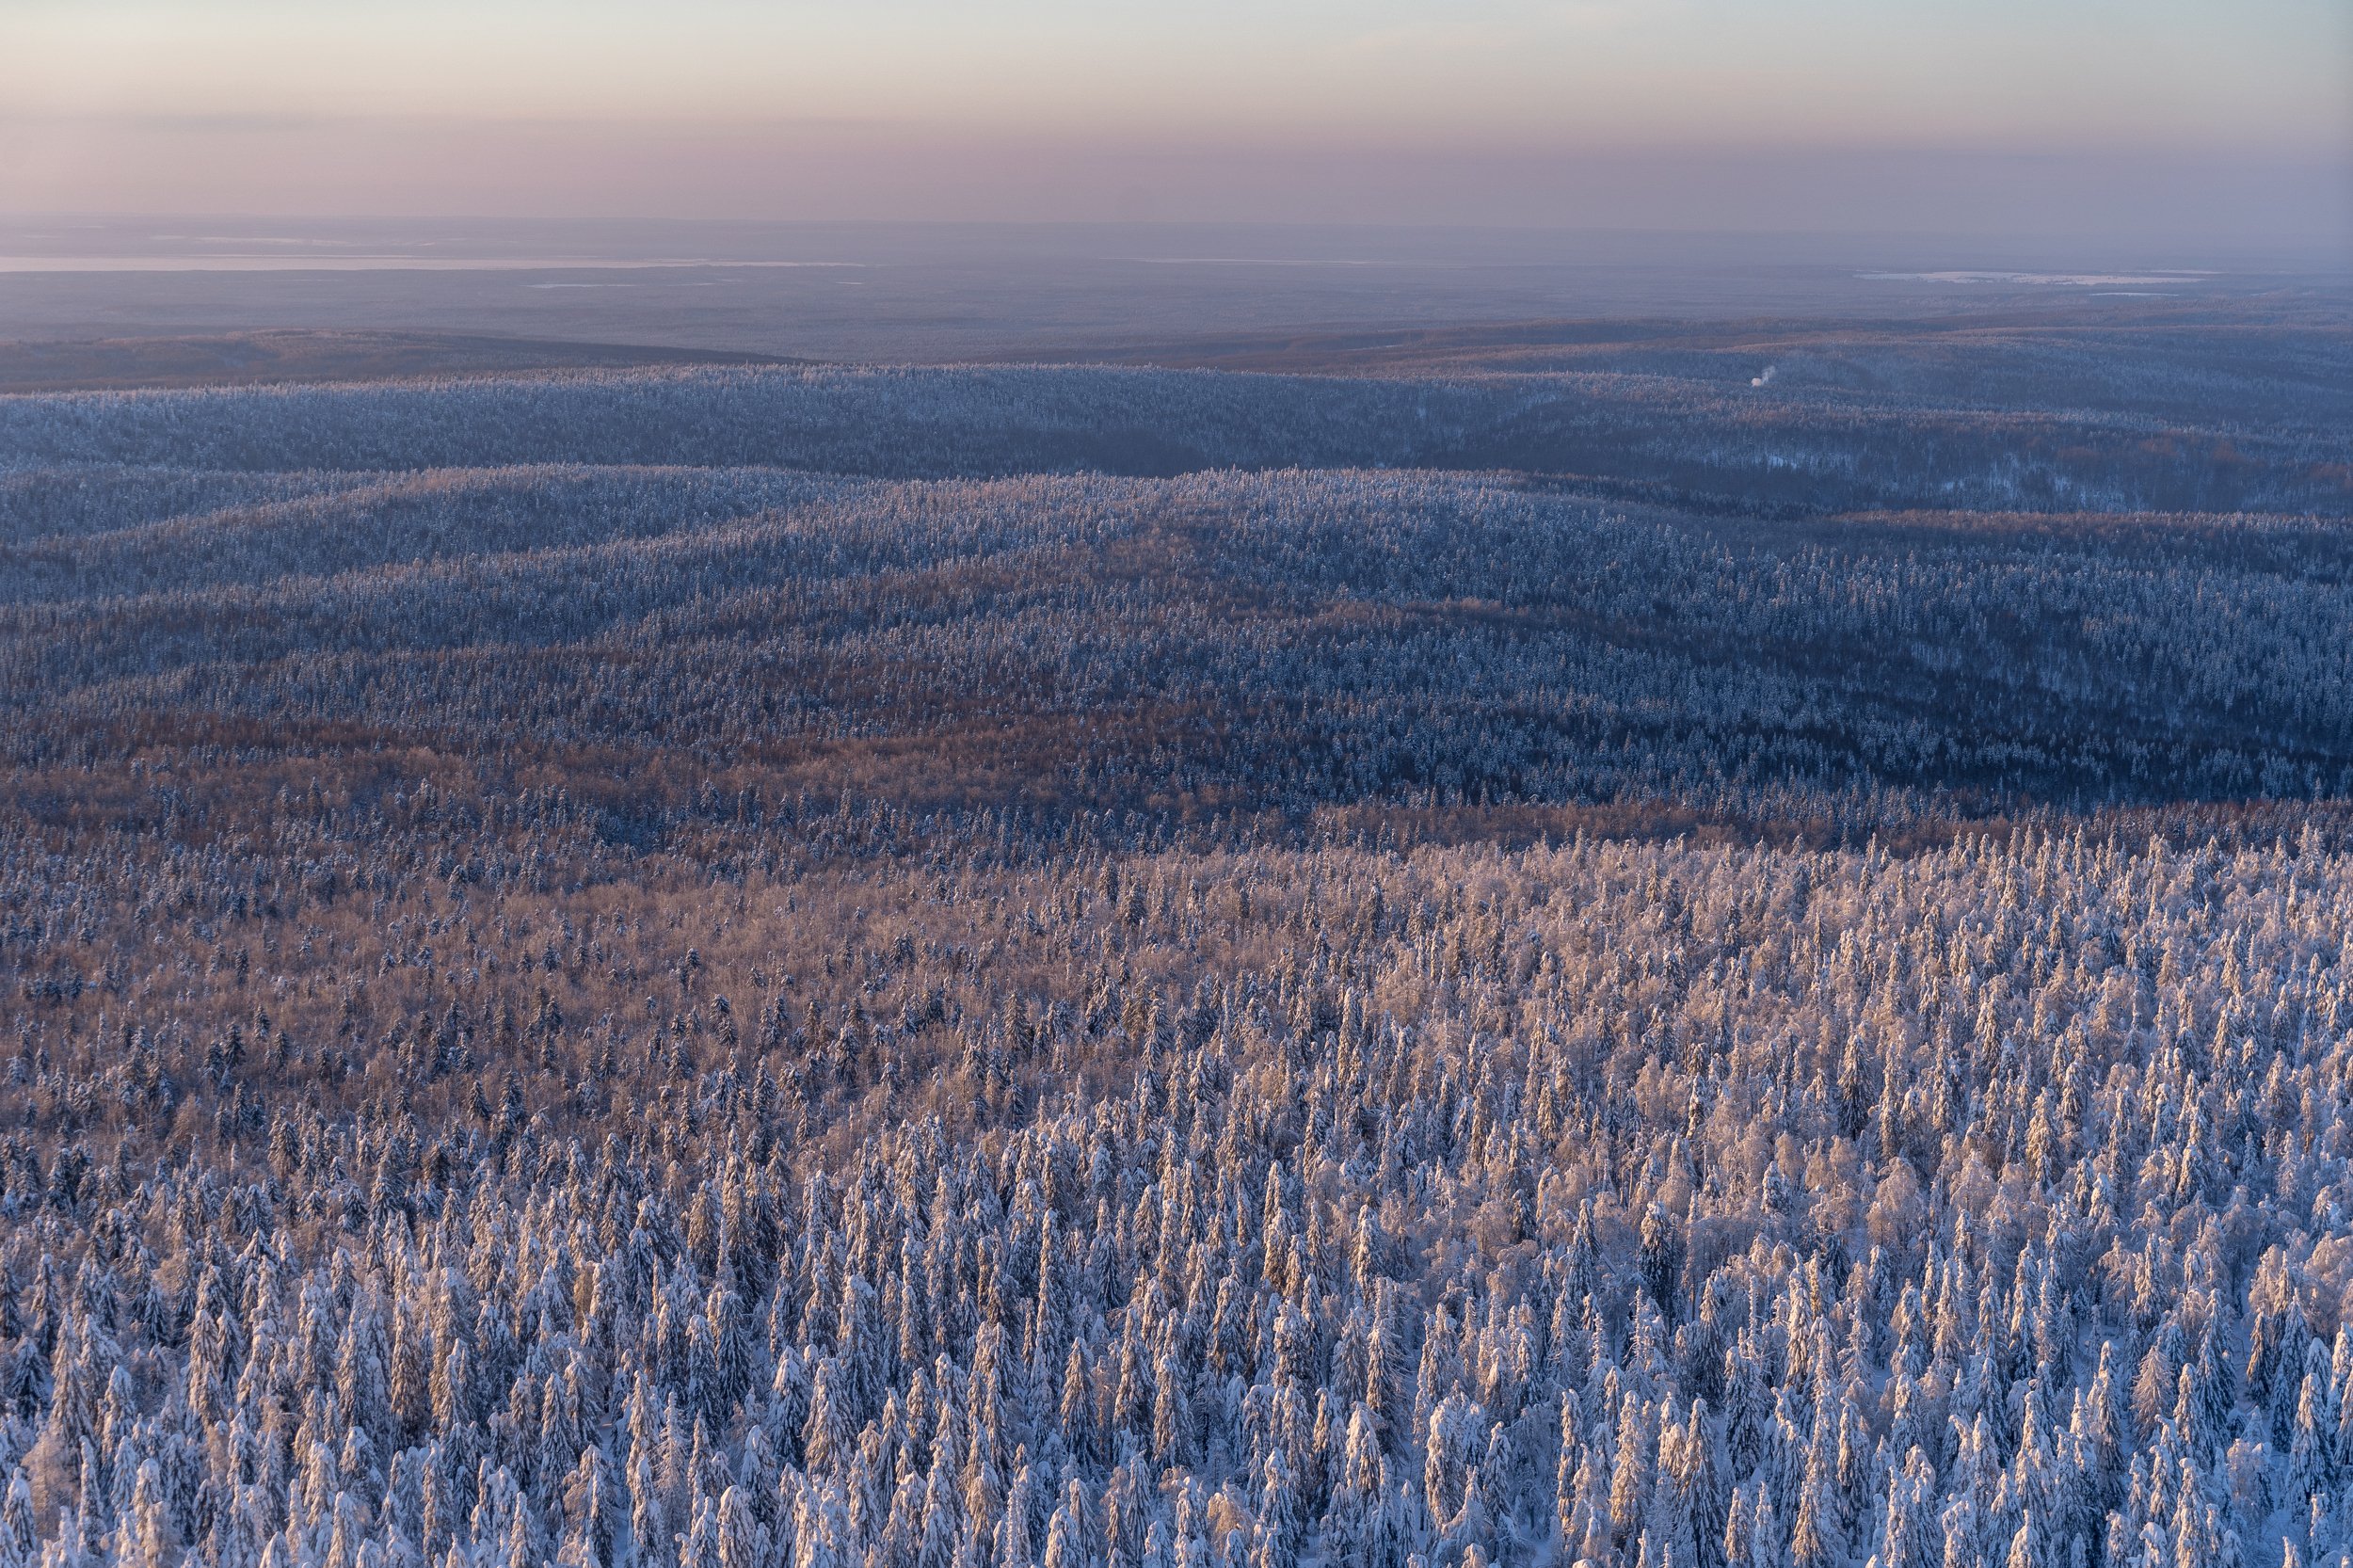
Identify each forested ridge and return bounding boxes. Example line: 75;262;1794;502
5;362;2345;515
1;347;2349;1568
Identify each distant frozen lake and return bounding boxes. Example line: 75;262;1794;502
1859;269;2218;286
0;255;868;272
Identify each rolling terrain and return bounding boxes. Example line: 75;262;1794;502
0;312;2349;1568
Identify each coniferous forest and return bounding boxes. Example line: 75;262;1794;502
4;316;2353;1568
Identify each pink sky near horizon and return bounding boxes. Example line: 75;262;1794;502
2;1;2345;245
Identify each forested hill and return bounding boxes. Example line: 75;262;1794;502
2;338;2351;1568
5;464;2349;830
5;361;2345;516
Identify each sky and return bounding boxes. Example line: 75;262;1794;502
1;0;2347;248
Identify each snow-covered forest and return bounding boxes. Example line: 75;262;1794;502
2;347;2351;1568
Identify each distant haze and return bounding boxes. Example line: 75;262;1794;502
2;0;2347;253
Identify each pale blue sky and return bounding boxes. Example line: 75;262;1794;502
2;0;2345;232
